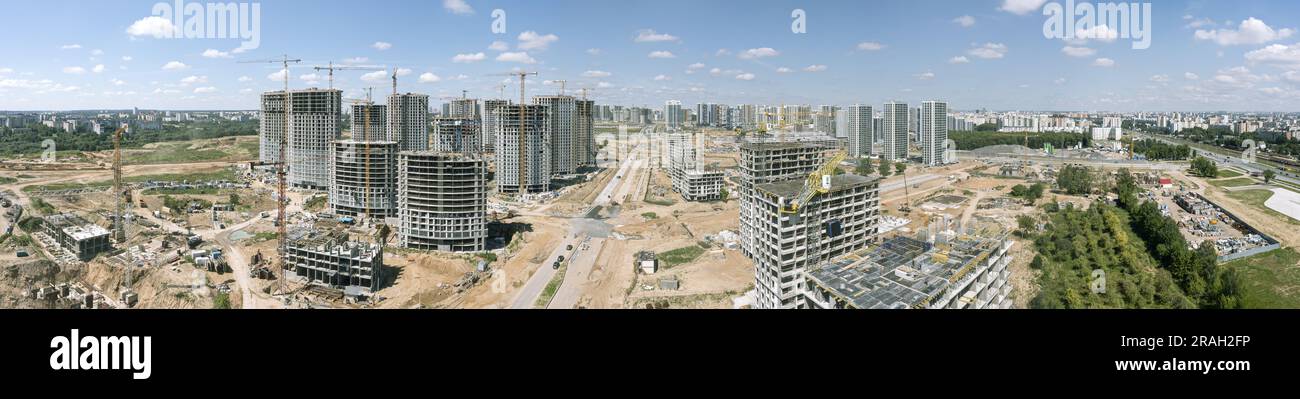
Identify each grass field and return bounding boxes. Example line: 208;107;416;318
658;244;706;269
1225;189;1300;225
22;169;238;193
1225;247;1300;309
1210;177;1259;188
126;143;228;165
1216;169;1243;178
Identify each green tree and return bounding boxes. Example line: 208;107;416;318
1056;164;1094;195
855;158;874;175
895;162;907;175
1189;156;1218;178
1264;170;1276;183
878;156;893;177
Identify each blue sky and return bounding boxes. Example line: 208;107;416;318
3;0;1300;112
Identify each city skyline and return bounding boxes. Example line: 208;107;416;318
2;0;1300;112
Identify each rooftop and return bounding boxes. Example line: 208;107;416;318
755;174;877;199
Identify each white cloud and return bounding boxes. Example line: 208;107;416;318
299;73;320;83
360;71;388;82
60;44;82;50
776;67;792;73
967;43;1008;59
0;68;12;74
239;88;253;94
856;42;884;51
653;74;671;81
597;81;614;88
91;49;104;56
1185;72;1200;80
735;73;756;81
916;72;936;80
202;49;231;58
121;56;133;61
1195;18;1294;46
193;86;217;94
267;69;288;81
582;70;612;78
238;76;253;82
517;31;559;51
126;16;176;38
1150;74;1170;82
62;66;86;75
1244;43;1300;65
1185;17;1216;30
395;68;412;77
648;51;676;59
715;49;732;56
1073;25;1119;43
453;52;487;63
91;64;105;74
180;75;207;84
803;64;827;72
739;47;780;59
688;63;705;70
953;15;976;28
443;0;474;15
999;0;1046;15
496;52;538;64
1092;58;1116;67
372;41;393;50
1061;46;1096;57
586;48;602;55
635;29;679;43
419;73;441;83
1259;87;1285;95
162;61;188;71
948;56;970;64
489;41;510;51
709;68;722;76
1054;77;1067;85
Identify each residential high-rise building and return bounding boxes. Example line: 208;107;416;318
495;104;550;193
350;104;387;141
431;118;482;153
815;105;839;135
575;98;595;168
481;99;509;153
665;100;683;130
397;152;488;253
329;140;398;218
921;100;949;166
260;89;342;190
738;140;830;260
534;95;577;175
883;101;909;161
388;93;430;151
844;105;874;158
445;98;480;119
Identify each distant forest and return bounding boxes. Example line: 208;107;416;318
0;119;257;156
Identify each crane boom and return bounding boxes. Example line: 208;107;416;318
781;151;847;214
314;62;385;90
239;54;299;286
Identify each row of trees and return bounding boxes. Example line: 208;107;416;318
0;119;257;156
1190;156;1218;177
854;156;907;177
1009;183;1047;203
948;131;1091;151
1132;139;1192;160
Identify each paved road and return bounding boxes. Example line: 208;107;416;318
508;143;643;309
1129;130;1300;186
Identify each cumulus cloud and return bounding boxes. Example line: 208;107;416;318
517;31;559;51
238;76;253;82
776;67;793;73
193;86;217;94
1061;46;1096;57
162;61;188;71
1244;43;1300;65
967;43;1008;59
1195;17;1294;46
496;52;538;64
739;47;780;59
202;49;231;58
648;51;676;59
653;74;671;81
1150;74;1170;83
63;66;86;75
803;64;827;72
1185;72;1200;80
419;73;441;83
60;44;82;50
1075;25;1119;42
948;56;970;64
126;16;175;38
953;15;976;28
453;52;487;63
488;41;509;51
735;73;756;81
360;71;388;81
92;64;104;74
372;41;393;50
857;42;885;51
999;0;1046;15
1092;58;1116;67
180;75;207;84
916;72;936;80
635;29;679;43
443;0;474;15
586;48;602;55
582;70;612;78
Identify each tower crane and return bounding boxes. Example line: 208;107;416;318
490;70;539;193
313;62;385;90
779;150;847;215
111;126;127;243
551;79;567;96
344;89;378;225
239;55;300;286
